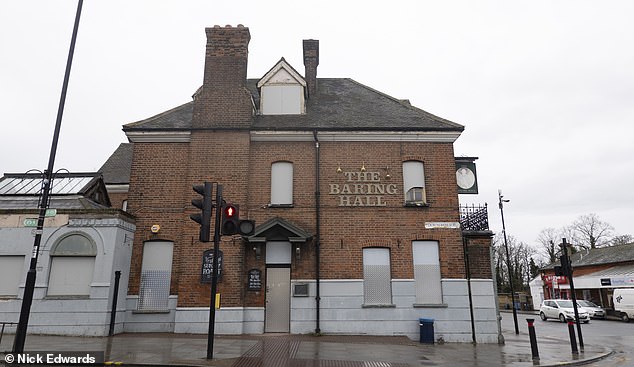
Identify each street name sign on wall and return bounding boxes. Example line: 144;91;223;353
201;249;223;283
425;222;461;229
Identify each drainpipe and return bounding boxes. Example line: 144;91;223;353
313;131;321;334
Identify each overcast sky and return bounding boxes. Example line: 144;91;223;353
2;1;633;252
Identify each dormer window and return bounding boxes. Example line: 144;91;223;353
257;58;306;115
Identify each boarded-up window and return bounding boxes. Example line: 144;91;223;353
363;248;392;305
271;161;293;205
138;241;173;310
413;241;442;304
261;85;303;115
0;256;25;296
48;234;96;296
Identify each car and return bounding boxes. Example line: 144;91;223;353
577;300;605;319
539;299;590;323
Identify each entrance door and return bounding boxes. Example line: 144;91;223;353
265;267;290;332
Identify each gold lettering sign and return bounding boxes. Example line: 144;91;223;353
329;171;398;206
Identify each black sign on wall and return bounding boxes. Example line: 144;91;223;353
247;269;262;291
201;249;223;283
601;278;612;286
455;157;479;194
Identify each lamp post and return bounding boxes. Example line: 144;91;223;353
499;190;519;335
12;0;83;353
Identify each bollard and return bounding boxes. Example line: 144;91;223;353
526;318;539;360
567;321;578;354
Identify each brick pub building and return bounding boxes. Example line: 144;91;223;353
106;25;498;342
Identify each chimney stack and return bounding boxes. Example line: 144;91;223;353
193;25;252;128
303;39;319;98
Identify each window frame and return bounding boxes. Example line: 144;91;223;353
137;240;174;311
47;233;97;297
362;247;394;307
402;160;427;206
412;240;444;307
270;161;294;207
0;255;25;297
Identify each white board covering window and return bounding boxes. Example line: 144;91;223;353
412;241;443;304
138;240;173;310
47;234;97;296
271;161;293;205
363;248;392;305
403;161;426;205
261;85;303;115
0;256;25;296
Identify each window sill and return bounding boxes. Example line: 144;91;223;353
413;303;448;308
44;295;90;300
132;309;171;314
362;304;396;308
404;202;429;208
267;204;294;208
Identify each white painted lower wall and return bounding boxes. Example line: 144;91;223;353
131;278;499;343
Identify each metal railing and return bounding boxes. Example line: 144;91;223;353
460;204;489;231
0;322;17;348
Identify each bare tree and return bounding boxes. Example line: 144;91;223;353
612;234;634;247
536;228;560;263
493;234;538;293
570;213;615;249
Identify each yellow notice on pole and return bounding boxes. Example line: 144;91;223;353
215;293;220;309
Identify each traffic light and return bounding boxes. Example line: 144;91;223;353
221;203;239;235
554;266;564;276
190;182;213;242
221;203;256;236
559;254;572;276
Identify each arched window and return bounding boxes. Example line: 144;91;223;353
48;233;97;296
271;161;293;206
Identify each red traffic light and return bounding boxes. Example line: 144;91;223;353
225;205;237;218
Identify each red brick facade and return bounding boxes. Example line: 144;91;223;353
121;25;494;333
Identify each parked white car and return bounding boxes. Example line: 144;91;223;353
539;299;590;323
577;300;605;319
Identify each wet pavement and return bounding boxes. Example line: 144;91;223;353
0;314;612;366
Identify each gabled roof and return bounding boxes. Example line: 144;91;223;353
123;78;463;132
99;143;133;184
257;58;306;88
542;243;634;269
0;172;111;209
245;217;313;243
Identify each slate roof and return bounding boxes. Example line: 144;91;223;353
99;143;133;184
542;243;634;269
123;78;464;132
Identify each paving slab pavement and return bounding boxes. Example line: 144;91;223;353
0;324;612;366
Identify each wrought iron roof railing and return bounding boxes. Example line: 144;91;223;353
460;204;489;231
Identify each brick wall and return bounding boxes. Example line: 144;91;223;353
464;234;494;279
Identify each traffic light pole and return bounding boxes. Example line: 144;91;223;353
207;183;223;360
562;239;584;352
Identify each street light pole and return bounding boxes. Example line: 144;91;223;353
12;0;84;353
499;190;519;335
